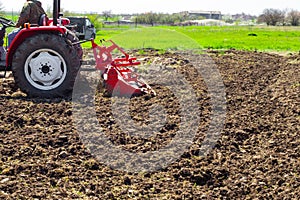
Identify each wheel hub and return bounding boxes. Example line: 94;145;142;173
41;63;51;74
29;52;63;86
25;49;67;90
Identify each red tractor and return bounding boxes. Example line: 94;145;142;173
0;0;83;98
0;0;154;98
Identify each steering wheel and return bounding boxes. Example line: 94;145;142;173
0;17;15;27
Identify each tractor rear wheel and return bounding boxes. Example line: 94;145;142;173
12;33;81;98
66;29;83;59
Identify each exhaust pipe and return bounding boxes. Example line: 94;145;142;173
53;0;61;26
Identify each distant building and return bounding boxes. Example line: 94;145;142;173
182;10;222;20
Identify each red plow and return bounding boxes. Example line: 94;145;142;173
86;39;156;97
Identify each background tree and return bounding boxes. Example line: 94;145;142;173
102;10;112;21
134;12;193;25
287;10;300;26
144;12;159;26
0;1;4;16
258;8;285;25
87;14;103;30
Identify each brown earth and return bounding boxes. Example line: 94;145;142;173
0;49;299;199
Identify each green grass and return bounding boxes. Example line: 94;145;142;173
82;27;201;50
111;27;201;50
87;25;300;52
170;26;300;52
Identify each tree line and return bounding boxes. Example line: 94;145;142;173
103;9;300;26
100;11;202;26
132;12;201;26
258;9;300;26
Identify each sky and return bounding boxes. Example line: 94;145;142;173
2;0;300;16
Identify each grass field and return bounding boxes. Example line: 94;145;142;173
173;26;300;52
100;27;201;50
85;25;300;52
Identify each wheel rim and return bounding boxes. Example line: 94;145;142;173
24;48;67;91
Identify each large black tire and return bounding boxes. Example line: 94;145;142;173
12;33;81;98
65;29;83;60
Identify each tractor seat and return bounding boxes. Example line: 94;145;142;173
38;14;48;26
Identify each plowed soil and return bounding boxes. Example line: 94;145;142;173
0;49;299;199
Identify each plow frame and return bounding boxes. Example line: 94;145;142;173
79;39;155;96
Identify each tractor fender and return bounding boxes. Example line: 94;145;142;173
6;26;67;68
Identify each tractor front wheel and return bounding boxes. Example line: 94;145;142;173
12;33;81;98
